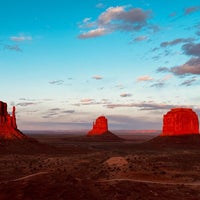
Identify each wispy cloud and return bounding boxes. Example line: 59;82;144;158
151;47;159;52
77;98;99;106
157;67;170;73
78;6;152;39
106;102;184;110
10;35;32;42
137;75;154;82
133;35;148;42
79;28;108;39
120;93;132;97
19;98;36;101
49;108;60;111
184;6;200;15
83;18;91;23
4;44;22;52
96;3;105;8
157;58;200;76
182;42;200;57
115;84;125;90
150;75;172;88
180;77;197;86
157;41;200;76
92;75;103;80
80;98;94;103
42;108;75;119
16;102;37;107
49;80;64;85
171;42;200;76
74;98;110;106
160;38;194;48
150;82;165;88
171;57;200;76
62;110;75;114
196;31;200;36
161;74;172;81
169;12;177;17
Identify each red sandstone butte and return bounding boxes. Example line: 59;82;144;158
0;101;26;140
88;116;108;135
162;108;199;136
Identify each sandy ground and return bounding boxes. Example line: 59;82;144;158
0;133;200;200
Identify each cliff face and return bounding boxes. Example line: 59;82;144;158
88;116;108;135
162;108;199;136
0;101;25;140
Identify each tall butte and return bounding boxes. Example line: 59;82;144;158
88;116;108;135
161;108;199;136
0;101;26;140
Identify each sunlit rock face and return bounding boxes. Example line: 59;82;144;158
162;108;199;136
0;101;25;140
88;116;108;135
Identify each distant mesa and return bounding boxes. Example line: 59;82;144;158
87;116;122;141
0;101;26;140
88;116;108;135
161;108;199;136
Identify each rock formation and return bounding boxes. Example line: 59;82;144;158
88;116;108;135
161;108;199;136
0;101;26;140
87;116;123;141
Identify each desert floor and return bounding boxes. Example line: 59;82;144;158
0;132;200;200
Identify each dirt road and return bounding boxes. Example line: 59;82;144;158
97;178;200;186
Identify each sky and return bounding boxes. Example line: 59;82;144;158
0;0;200;131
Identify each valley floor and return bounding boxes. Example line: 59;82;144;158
0;133;200;200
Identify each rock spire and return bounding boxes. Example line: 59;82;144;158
88;116;109;135
0;101;25;140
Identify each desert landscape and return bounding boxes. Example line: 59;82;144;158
1;1;200;199
1;104;200;200
1;132;200;200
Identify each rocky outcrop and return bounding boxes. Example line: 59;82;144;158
0;101;26;140
161;108;199;136
87;116;123;141
88;116;108;135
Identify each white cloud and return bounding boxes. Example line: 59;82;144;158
180;77;197;86
78;5;151;39
105;102;184;110
92;75;103;80
17;102;37;107
96;3;105;8
78;28;108;39
115;84;125;89
133;35;148;42
49;80;64;85
83;18;91;23
98;6;125;25
80;98;94;103
171;57;200;76
79;98;100;106
120;93;132;97
137;75;154;82
161;74;172;81
4;44;22;52
10;35;32;42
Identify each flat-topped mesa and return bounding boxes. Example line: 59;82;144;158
88;116;109;135
0;101;25;140
161;108;199;136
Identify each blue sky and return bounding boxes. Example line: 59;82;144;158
1;0;200;130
